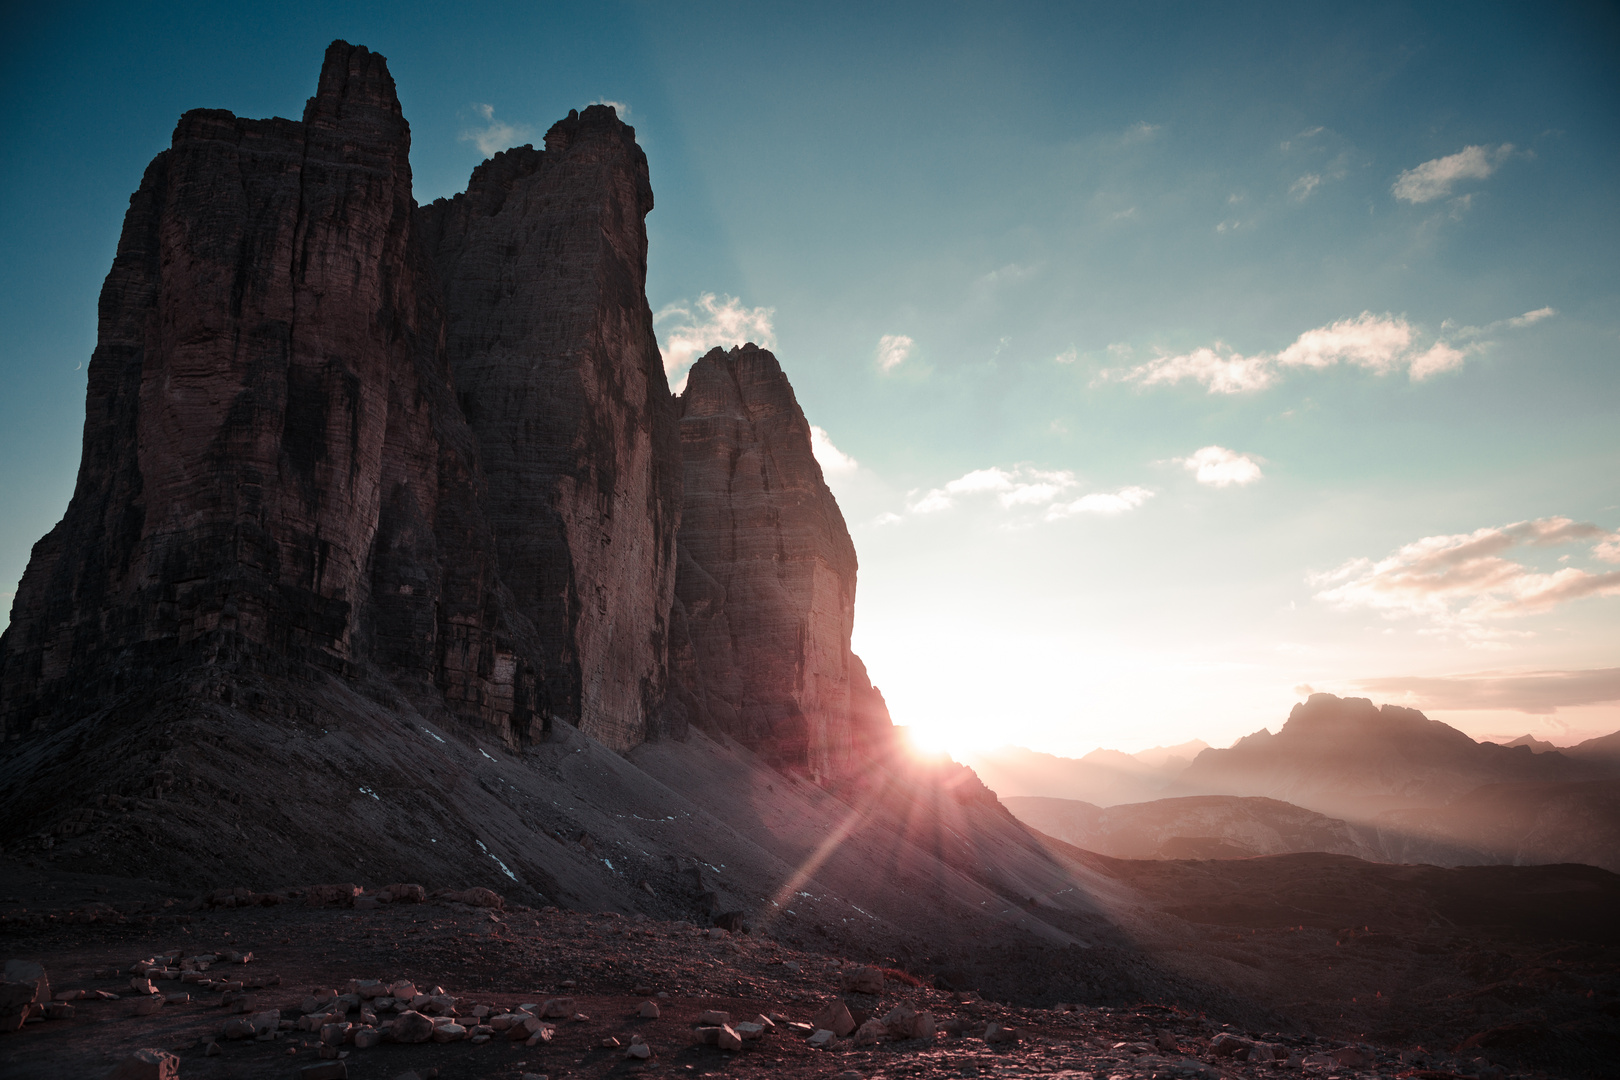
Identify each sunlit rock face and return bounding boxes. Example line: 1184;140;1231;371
416;107;682;752
669;344;890;777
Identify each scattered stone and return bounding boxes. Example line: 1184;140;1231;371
128;977;157;995
163;992;190;1005
698;1009;730;1026
132;996;163;1017
539;996;575;1018
835;1072;863;1080
625;1041;652;1059
984;1022;1019;1045
601;1035;621;1048
379;884;426;904
222;1016;256;1039
716;1023;743;1051
1333;1046;1372;1068
104;1048;180;1080
44;1002;75;1020
638;999;660;1018
806;1028;835;1049
853;1018;885;1046
205;1041;221;1056
440;887;504;909
735;1021;766;1040
430;1021;466;1042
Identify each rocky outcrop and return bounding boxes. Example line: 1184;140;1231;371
668;344;890;777
0;44;679;751
416;111;682;752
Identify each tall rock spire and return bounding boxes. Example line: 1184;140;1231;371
669;343;892;779
417;105;683;752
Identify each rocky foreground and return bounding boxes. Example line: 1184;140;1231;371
2;857;1617;1080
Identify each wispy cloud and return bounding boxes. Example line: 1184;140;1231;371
461;103;531;157
809;425;858;475
588;98;630;118
1054;346;1079;365
1311;517;1620;640
1105;309;1548;394
654;293;776;389
1289;173;1322;200
877;334;913;372
894;465;1152;524
1354;667;1620;715
1045;486;1154;519
1392;144;1513;204
1179;446;1263;487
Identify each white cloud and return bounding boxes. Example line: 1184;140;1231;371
1392;144;1513;204
1311;517;1620;638
809;425;858;475
1289;173;1322;200
1113;311;1496;394
1407;341;1467;380
461;103;531;157
1124;121;1161;141
1045;486;1155;519
1179;446;1263;487
1508;306;1556;328
877;334;913;372
1054;346;1078;365
654;293;776;389
589;98;631;118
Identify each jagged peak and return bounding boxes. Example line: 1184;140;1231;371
302;40;402;127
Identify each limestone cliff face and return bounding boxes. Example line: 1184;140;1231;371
670;344;891;777
0;43;547;745
416;109;682;752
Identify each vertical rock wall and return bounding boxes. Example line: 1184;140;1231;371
670;344;891;778
416;109;682;752
0;43;544;745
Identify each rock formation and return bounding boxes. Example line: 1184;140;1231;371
1174;693;1614;820
667;345;891;777
0;44;683;751
416;112;681;752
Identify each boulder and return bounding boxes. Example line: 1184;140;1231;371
839;966;885;994
811;999;856;1038
391;1010;435;1044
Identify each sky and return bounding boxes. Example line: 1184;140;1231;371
3;1;1618;757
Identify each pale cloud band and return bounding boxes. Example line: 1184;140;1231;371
1112;308;1553;394
1392;144;1513;204
1354;667;1620;715
1311;516;1620;639
654;293;777;389
1179;445;1263;487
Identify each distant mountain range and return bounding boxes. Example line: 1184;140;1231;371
979;694;1620;872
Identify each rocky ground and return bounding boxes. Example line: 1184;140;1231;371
2;857;1615;1080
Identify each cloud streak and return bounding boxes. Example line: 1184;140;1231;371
1392;144;1513;203
1109;307;1554;395
1311;517;1620;639
654;293;776;388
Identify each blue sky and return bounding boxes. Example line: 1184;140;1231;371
3;1;1617;754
